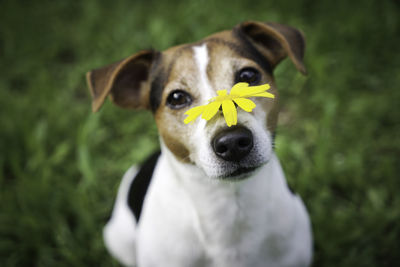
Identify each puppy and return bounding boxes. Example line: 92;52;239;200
87;21;312;267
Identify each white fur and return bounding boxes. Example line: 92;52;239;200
105;145;312;267
103;166;138;266
193;44;214;101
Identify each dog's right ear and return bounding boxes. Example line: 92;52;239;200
86;50;158;112
237;21;307;75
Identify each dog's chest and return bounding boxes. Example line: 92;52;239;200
136;154;306;267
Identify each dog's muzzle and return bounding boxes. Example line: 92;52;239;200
212;126;253;162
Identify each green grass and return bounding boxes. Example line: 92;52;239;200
1;0;399;266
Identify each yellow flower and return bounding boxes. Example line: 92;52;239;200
184;82;274;127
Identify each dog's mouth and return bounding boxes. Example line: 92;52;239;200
219;165;260;181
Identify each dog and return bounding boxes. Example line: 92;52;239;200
86;21;312;267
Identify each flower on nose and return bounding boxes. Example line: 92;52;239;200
184;82;274;127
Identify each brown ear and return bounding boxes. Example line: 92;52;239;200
86;50;158;112
238;21;307;75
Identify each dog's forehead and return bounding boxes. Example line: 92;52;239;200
161;29;251;65
160;30;238;71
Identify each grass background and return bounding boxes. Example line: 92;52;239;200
1;0;399;266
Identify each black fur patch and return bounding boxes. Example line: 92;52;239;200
149;53;166;112
149;72;166;112
127;151;161;221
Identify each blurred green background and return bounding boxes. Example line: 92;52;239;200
1;0;399;266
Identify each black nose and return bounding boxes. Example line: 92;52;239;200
212;127;254;162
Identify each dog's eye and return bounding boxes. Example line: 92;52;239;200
235;67;261;85
166;90;192;109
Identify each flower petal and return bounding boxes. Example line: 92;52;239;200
184;105;206;124
217;89;228;96
251;91;275;98
239;84;271;97
230;82;249;95
222;100;237;127
233;98;256;112
202;101;221;121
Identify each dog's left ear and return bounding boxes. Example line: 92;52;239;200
237;21;307;75
86;50;158;112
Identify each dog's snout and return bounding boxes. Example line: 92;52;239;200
212;127;253;162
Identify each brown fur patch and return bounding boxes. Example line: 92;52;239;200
152;47;198;163
154;109;192;163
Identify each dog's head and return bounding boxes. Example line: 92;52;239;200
87;21;306;180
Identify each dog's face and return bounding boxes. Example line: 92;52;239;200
153;39;279;179
87;21;306;180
